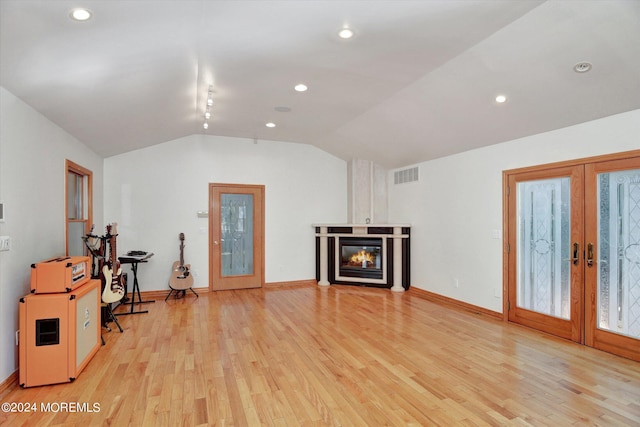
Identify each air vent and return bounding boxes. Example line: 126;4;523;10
394;166;419;184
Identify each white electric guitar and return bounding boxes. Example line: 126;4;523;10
102;223;125;303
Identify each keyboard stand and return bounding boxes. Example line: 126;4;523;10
115;254;155;316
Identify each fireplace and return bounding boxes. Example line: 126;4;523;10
314;224;410;291
339;237;383;280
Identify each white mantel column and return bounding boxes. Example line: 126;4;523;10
391;226;405;292
318;226;330;286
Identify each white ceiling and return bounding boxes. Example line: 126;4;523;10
1;0;639;168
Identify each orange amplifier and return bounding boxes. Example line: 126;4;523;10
30;256;90;293
19;279;101;388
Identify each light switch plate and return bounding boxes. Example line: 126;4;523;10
0;236;11;251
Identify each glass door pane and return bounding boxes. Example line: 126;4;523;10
597;168;640;339
221;193;254;277
516;178;571;319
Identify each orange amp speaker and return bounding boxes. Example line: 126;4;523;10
30;256;90;293
19;279;101;388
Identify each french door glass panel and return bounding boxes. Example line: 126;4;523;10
597;168;640;339
221;193;254;277
517;178;571;319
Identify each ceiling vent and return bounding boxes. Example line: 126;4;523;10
394;166;419;185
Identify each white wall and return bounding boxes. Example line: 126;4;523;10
0;87;104;384
104;134;347;292
389;109;640;313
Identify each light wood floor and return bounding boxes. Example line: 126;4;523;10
2;284;640;426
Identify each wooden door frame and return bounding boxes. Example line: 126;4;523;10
503;149;640;352
504;164;585;342
503;149;640;321
65;160;93;256
585;155;640;361
208;183;265;291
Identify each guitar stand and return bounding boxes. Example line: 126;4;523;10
102;302;123;332
115;261;155;316
165;285;199;301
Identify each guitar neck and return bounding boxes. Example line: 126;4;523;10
109;231;118;270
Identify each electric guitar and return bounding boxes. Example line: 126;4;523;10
169;233;194;291
102;223;125;303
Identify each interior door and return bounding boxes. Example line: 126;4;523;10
209;183;264;291
585;156;640;361
507;165;585;343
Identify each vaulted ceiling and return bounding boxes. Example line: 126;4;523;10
1;1;639;168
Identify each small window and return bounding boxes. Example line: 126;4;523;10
66;160;93;256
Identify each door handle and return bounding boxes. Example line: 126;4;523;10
587;243;594;267
214;240;219;245
572;242;580;265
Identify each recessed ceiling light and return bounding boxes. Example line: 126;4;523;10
266;122;276;128
203;122;209;129
70;8;92;21
338;28;354;39
294;84;308;92
495;95;507;103
573;62;592;73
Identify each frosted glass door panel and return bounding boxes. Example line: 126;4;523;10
221;193;254;277
517;178;571;319
597;168;640;339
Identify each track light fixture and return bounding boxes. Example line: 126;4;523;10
203;85;213;131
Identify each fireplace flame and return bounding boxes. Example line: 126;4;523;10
350;250;374;267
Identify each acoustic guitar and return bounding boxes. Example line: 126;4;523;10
169;233;194;291
102;223;126;303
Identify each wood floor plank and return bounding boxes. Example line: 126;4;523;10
2;284;640;426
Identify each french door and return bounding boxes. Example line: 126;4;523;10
209;183;264;291
505;150;640;361
506;165;585;342
585;157;640;360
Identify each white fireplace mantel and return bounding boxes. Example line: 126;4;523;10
312;223;410;228
313;223;410;235
313;224;411;292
